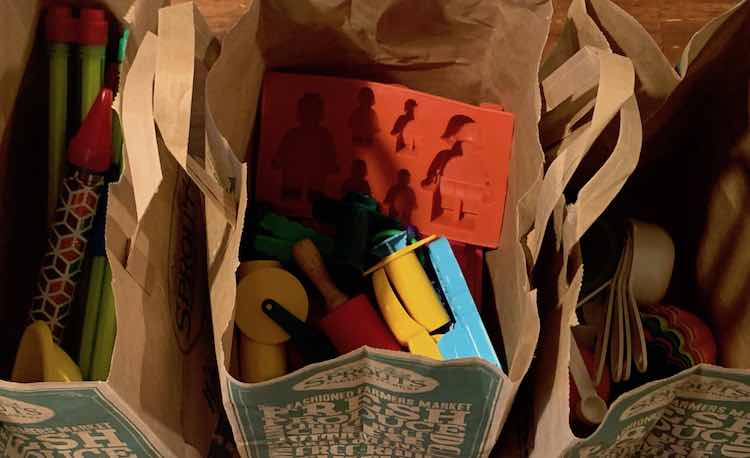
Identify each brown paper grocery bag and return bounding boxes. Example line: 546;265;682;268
187;0;555;456
528;1;750;456
527;41;642;456
0;2;219;456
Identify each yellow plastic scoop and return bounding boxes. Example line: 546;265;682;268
372;269;442;360
12;321;82;382
365;235;449;332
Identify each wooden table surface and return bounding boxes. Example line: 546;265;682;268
189;0;739;64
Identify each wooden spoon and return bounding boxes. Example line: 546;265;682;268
571;337;608;425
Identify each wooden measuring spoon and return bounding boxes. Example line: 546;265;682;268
570;337;608;425
620;235;634;381
594;277;615;386
608;247;627;384
621;279;632;381
626;225;648;374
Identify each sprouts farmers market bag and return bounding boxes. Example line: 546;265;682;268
528;0;750;456
0;2;221;456
196;0;555;456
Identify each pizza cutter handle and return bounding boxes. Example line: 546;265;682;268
262;299;337;363
293;238;349;310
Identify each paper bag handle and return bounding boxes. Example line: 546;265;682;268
586;0;680;107
529;47;641;263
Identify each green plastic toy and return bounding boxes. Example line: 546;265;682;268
79;9;108;121
78;29;128;381
251;210;334;263
312;193;402;274
45;5;76;223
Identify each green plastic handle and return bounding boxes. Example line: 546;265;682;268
81;109;124;381
48;42;69;223
80;45;106;122
90;268;116;381
78;256;107;379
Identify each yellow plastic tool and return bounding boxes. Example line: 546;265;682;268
372;269;442;360
235;261;298;383
235;267;309;344
365;235;449;332
239;337;287;383
12;321;82;382
237;260;281;280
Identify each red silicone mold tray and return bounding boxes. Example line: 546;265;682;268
256;72;514;248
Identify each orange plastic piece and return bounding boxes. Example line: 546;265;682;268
257;72;514;248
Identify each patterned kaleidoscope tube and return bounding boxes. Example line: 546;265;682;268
30;169;105;343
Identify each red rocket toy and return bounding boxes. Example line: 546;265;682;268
30;88;113;343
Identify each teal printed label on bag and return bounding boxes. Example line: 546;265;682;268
564;365;750;457
0;386;161;456
229;350;503;458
